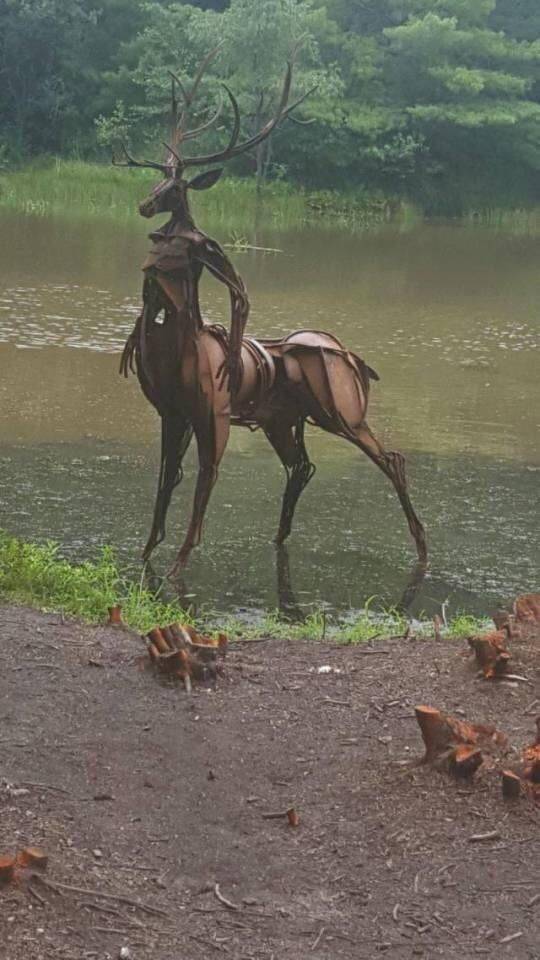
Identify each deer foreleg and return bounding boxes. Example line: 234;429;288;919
168;406;230;577
194;238;249;395
143;414;193;562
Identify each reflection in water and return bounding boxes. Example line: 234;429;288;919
0;437;537;618
276;545;304;622
0;210;538;618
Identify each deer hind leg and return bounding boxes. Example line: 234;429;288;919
143;414;193;562
263;417;316;545
348;422;427;565
168;407;230;578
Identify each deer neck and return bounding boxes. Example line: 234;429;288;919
166;203;196;233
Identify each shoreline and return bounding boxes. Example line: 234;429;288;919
1;161;539;235
0;532;495;642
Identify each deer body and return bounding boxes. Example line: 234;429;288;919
117;49;427;575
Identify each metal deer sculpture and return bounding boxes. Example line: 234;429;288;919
117;49;427;577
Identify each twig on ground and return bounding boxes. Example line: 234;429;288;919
190;933;229;953
319;698;351;707
468;830;501;844
20;781;70;794
500;932;523;945
214;883;239;911
311;926;325;950
32;875;169;918
27;882;47;905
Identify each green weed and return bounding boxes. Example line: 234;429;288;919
445;613;492;638
0;531;192;634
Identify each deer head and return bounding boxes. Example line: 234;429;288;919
113;44;313;222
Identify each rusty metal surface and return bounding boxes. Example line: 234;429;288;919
117;50;427;574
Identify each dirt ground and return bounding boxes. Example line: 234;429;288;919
0;606;538;960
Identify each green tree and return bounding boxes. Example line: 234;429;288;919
100;0;339;190
0;0;89;156
383;6;540;210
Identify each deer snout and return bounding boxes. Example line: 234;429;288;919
139;197;157;218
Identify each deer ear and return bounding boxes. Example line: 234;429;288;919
187;168;224;191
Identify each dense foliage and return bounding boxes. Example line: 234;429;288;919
0;0;538;212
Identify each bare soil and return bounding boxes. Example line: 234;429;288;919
1;606;538;960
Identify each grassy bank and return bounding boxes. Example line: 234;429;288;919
0;159;404;232
0;532;490;641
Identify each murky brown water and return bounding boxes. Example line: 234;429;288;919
0;209;538;618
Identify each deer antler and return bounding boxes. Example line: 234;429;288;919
182;60;315;169
112;143;169;174
168;43;225;144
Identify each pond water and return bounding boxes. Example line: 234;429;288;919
0;208;538;620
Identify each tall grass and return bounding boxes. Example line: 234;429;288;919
0;159;398;232
465;206;540;235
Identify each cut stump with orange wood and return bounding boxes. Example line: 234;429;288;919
493;593;540;640
107;605;123;625
468;630;511;679
501;770;522;799
144;622;227;687
522;717;540;785
414;705;506;777
0;854;16;884
500;720;540;803
17;846;48;870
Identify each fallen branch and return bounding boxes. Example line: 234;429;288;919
468;830;501;844
32;875;169;918
214;883;239;911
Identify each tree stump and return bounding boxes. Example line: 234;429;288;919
145;622;225;687
468;630;511;679
522;718;540;784
0;855;16;885
17;847;48;870
501;770;522;799
415;705;506;777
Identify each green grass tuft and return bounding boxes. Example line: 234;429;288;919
0;531;192;634
445;613;492;638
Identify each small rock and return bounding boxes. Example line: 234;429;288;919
119;947;131;959
93;849;103;859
